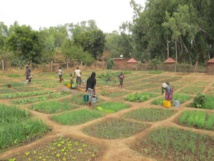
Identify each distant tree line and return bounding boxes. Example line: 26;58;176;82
0;0;213;67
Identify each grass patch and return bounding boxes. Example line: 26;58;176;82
83;118;149;139
95;102;130;113
123;108;176;122
0;104;49;152
148;70;163;74
131;127;214;161
151;93;190;106
8;136;104;161
178;110;214;130
51;109;103;125
30;101;78;114
6;74;21;77
125;92;158;102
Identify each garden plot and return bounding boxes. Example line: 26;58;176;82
125;83;160;91
13;86;42;92
0;90;53;99
99;89;128;97
12;92;69;104
51;109;103;125
125;92;158;102
83;118;149;139
177;110;214;130
123;108;176;122
180;86;204;94
30;100;79;114
0;104;49;152
2;82;26;88
7;136;104;161
131;127;214;161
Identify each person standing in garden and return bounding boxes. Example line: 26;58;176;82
74;67;81;87
58;67;63;82
25;65;31;83
118;72;124;89
85;72;96;107
162;81;173;100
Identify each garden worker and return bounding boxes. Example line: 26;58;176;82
161;81;173;101
74;67;81;87
118;72;124;89
85;72;96;107
58;67;63;82
25;65;31;83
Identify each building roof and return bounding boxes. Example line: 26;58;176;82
207;58;214;64
127;58;137;63
164;57;176;64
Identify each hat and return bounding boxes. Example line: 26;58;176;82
162;83;167;88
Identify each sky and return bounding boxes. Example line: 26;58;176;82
0;0;146;33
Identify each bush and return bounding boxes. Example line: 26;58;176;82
192;94;205;108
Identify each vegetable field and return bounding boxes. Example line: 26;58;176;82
0;70;213;161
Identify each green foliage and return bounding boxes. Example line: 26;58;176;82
62;39;94;65
192;94;205;108
6;25;43;64
0;104;49;151
179;111;214;130
125;92;157;102
106;58;114;69
74;29;105;59
96;102;130;113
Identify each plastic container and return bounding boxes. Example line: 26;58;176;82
72;83;76;88
173;100;180;107
91;96;97;103
67;83;71;88
163;100;171;108
83;95;89;102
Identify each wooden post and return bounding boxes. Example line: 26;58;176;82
2;60;4;70
67;62;68;69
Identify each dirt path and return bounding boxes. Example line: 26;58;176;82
0;72;213;161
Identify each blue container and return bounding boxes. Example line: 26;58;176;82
83;95;89;102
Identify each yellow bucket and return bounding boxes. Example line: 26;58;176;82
163;100;171;108
67;83;71;88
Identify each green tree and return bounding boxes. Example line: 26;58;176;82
6;25;43;64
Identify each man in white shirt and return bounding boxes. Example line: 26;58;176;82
74;67;81;87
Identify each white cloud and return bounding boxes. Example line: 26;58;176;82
0;0;145;33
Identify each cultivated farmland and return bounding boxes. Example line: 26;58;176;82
0;70;213;161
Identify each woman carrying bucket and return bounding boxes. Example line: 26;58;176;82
85;72;96;106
